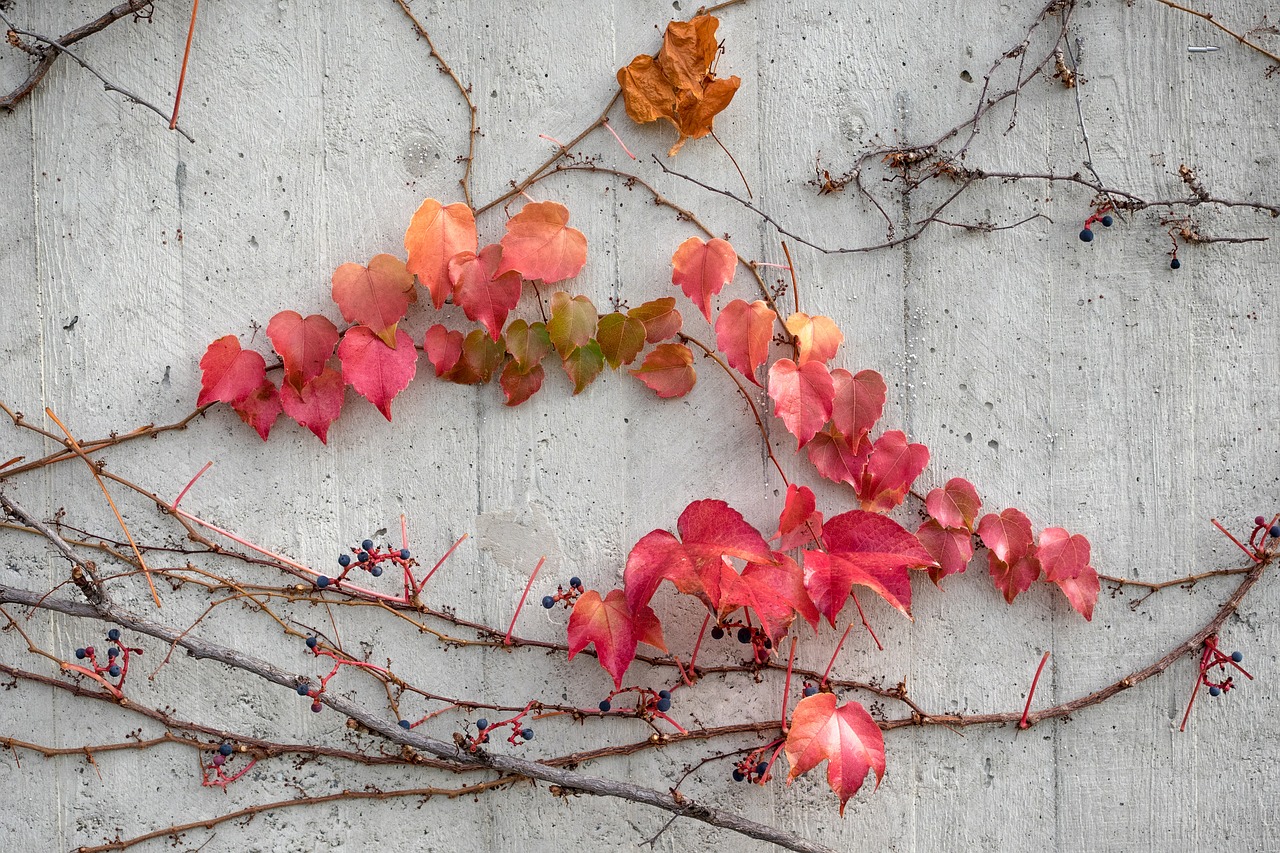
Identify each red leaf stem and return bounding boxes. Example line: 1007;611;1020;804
505;557;546;645
1019;651;1051;729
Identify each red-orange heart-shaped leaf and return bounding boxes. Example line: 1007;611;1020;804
925;477;982;533
449;244;522;340
628;297;682;343
231;379;282;441
499;361;545;407
768;358;834;448
784;312;843;365
337;326;418;420
331;254;416;347
198;336;267;407
405;199;477;309
916;519;975;586
567;588;663;690
830;368;886;446
671;236;736;322
266;311;339;390
279;366;344;444
805;424;870;487
785;693;886;815
715;299;775;386
1037;527;1091;582
629;343;696;399
856;430;929;513
496;201;587;283
424;324;463;377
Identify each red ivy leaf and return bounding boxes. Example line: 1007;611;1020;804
1054;564;1100;621
776;484;817;541
768;358;835;448
266;311;339;391
785;693;886;815
623;529;696;614
915;519;975;586
279;366;344;444
336;326;418;420
718;553;819;641
596;312;647;369
830;368;886;447
988;551;1041;604
628;343;696;399
198;336;267;407
561;340;605;395
424;324;463;377
449;244;523;341
925;478;982;533
567;588;663;690
628;297;682;343
231;380;282;441
805;424;870;487
1037;527;1091;582
715;299;775;386
671;236;736;321
496;200;587;283
331;254;416;347
977;508;1034;565
784;312;843;365
499;361;545;406
856;430;929;513
404;199;477;309
804;510;936;624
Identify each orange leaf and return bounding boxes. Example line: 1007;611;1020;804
331;254;416;347
785;693;886;814
784;312;843;365
405;199;477;309
715;298;775;385
496;201;587;284
671;236;736;321
629;342;696;398
266;311;339;390
628;297;683;343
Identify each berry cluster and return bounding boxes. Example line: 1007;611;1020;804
1251;515;1280;553
596;687;673;716
1078;207;1114;244
1196;635;1251;699
541;576;584;610
314;538;416;589
297;634;390;714
467;702;537;749
731;750;775;784
72;628;140;688
708;620;774;663
201;741;256;791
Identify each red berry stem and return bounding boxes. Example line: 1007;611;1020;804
685;613;712;675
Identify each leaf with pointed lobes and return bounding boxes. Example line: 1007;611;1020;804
279;366;344;443
1037;527;1091;582
424;324;463;377
628;297;682;343
567;588;665;691
561;340;605;395
623;499;775;613
804;510;936;624
768;358;835;448
336;326;418;420
628;343;696;398
830;368;886;447
671;236;737;322
916;520;975;586
805;423;871;487
444;329;506;385
776;484;816;542
1054;564;1100;620
925;477;982;533
449;244;522;340
855;430;930;513
496;200;587;284
718;553;820;642
977;508;1034;565
404;199;477;309
596;312;647;369
331;255;416;347
198;336;268;407
715;299;775;386
988;550;1041;604
503;319;553;372
231;380;282;441
499;361;545;406
784;312;843;365
266;311;339;391
785;693;886;815
547;292;598;359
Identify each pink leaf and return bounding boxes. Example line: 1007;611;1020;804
449;244;523;340
337;326;418;420
198;336;267;407
424;324;463;377
785;693;886;814
805;424;870;486
915;519;975;586
266;311;339;390
977;508;1034;565
767;358;835;448
715;299;775;386
1037;527;1091;582
776;484;817;540
988;551;1041;604
925;478;982;533
856;430;930;513
784;312;843;365
404;199;477;309
279;366;344;443
496;200;587;283
230;380;282;441
830;368;886;447
671;236;736;321
1054;564;1100;620
623;529;697;613
331;254;416;346
804;510;935;624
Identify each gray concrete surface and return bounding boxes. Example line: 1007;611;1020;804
1;0;1278;850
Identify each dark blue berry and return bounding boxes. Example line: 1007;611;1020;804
542;595;556;609
108;665;121;677
218;743;233;757
107;647;119;658
476;718;489;731
732;769;746;782
1232;651;1244;663
1270;525;1280;539
362;539;375;552
656;698;671;713
1079;228;1094;242
399;549;411;560
521;728;534;740
296;683;311;696
370;566;383;578
803;685;818;697
658;690;670;700
338;554;352;567
762;637;773;650
358;551;370;562
399;719;412;730
315;576;330;588
75;648;87;660
305;636;318;649
755;762;768;776
311;701;323;713
1101;215;1113;227
569;576;582;589
1170;258;1181;270
710;626;725;640
107;628;121;642
737;627;752;644
599;699;611;712
1209;685;1221;697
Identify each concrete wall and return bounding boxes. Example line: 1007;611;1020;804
1;0;1277;850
